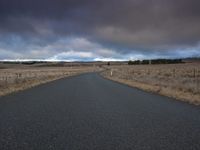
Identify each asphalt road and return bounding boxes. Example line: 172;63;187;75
0;73;200;150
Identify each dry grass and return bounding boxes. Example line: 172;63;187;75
101;63;200;105
0;65;97;97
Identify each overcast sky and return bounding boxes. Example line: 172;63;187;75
0;0;200;61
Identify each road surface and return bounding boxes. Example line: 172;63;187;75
0;73;200;150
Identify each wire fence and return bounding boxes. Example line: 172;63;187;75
0;67;93;88
104;64;200;94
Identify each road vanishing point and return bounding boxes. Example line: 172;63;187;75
0;73;200;150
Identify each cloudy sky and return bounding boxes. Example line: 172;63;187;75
0;0;200;61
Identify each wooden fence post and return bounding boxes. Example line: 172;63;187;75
5;76;8;84
193;68;196;78
147;69;150;75
173;69;175;77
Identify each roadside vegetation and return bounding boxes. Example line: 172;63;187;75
101;62;200;105
0;62;98;96
1;60;200;105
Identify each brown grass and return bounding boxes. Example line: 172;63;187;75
101;63;200;105
0;65;97;97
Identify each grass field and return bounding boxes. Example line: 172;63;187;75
0;63;97;96
1;62;200;105
101;63;200;105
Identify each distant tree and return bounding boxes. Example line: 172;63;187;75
107;62;110;66
128;59;182;65
151;59;183;64
128;60;140;65
128;60;133;65
141;60;149;64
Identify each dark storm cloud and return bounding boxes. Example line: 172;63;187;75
0;0;200;60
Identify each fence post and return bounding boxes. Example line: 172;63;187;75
147;69;150;75
193;68;196;78
110;69;113;77
173;69;175;77
5;76;8;84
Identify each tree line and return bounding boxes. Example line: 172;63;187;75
128;59;183;65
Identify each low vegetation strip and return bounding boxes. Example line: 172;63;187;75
0;66;95;97
101;63;200;105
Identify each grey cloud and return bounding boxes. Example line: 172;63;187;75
0;0;200;59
